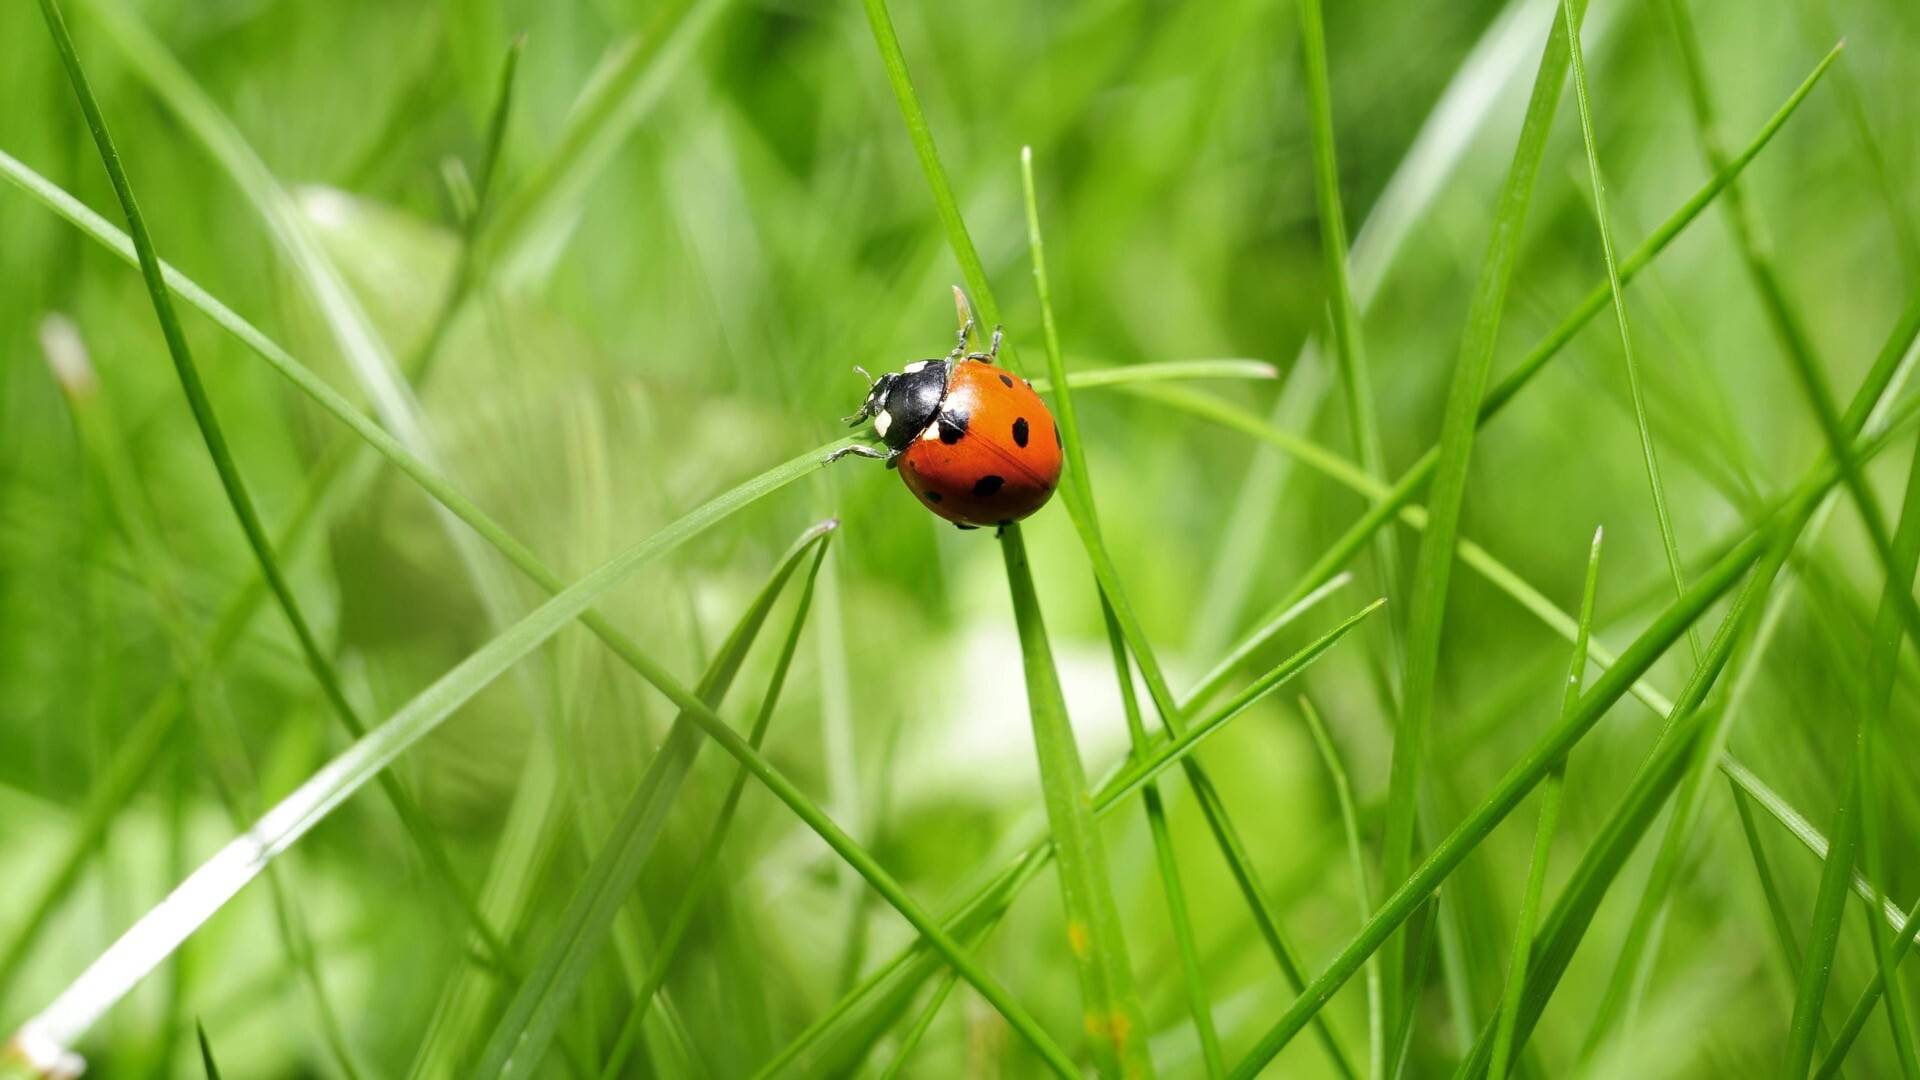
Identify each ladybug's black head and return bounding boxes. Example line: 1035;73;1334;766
849;359;950;450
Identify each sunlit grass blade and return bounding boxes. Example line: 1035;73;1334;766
35;0;522;977
1488;526;1602;1079
1298;695;1383;1080
999;524;1150;1078
477;524;835;1080
1235;41;1841;651
748;587;1368;1078
1385;0;1586;1023
1298;0;1398;682
595;536;829;1080
1029;359;1277;393
479;0;724;281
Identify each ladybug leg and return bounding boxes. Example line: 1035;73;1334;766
965;324;1004;364
824;444;886;464
883;447;906;470
948;319;976;363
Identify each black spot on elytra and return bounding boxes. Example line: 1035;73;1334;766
998;374;1013;388
938;408;969;444
926;490;943;503
1011;417;1030;447
973;474;1005;497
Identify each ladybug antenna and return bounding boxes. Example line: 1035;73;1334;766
852;364;874;385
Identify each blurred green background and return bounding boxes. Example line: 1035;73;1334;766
2;0;1918;1075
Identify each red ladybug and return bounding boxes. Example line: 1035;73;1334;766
831;322;1063;530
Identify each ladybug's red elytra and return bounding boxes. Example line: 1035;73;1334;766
830;322;1064;530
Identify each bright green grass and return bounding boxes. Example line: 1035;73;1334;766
3;0;1920;1077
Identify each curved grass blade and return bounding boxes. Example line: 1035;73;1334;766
590;552;826;1078
999;525;1151;1079
750;597;1379;1079
1384;1;1585;1030
1022;146;1195;1078
1298;696;1384;1080
1820;898;1920;1077
478;524;836;1080
36;0;518;974
1487;527;1602;1080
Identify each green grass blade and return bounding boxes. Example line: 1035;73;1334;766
1236;42;1841;648
1820;898;1920;1077
1450;301;1920;1077
750;596;1377;1078
877;968;963;1079
999;524;1151;1078
1228;514;1772;1077
36;0;524;978
1298;0;1398;667
1384;1;1577;1022
478;524;836;1080
1560;2;1710;1048
1028;359;1277;393
1024;144;1208;1077
1102;595;1224;1076
1488;526;1602;1079
1795;409;1920;1078
1021;143;1360;1079
596;538;830;1080
1298;695;1384;1080
195;1020;222;1080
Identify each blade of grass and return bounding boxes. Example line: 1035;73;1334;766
1229;516;1786;1077
1559;1;1713;1049
1103;595;1224;1077
999;524;1151;1078
1298;695;1385;1080
195;1020;221;1080
43;325;367;1080
1021;131;1362;1073
594;536;828;1080
750;599;1381;1079
877;968;963;1079
1024;146;1208;1078
1450;310;1920;1077
1228;42;1842;693
35;0;517;977
1195;0;1551;657
1298;0;1399;684
478;525;835;1080
1820;898;1920;1077
1384;0;1585;1035
1488;527;1602;1079
1791;425;1920;1075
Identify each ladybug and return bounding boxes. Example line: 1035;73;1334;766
830;322;1063;530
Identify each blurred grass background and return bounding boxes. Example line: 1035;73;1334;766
2;0;1918;1075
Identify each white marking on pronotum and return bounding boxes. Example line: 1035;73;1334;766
921;423;941;441
903;360;927;373
874;410;892;437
